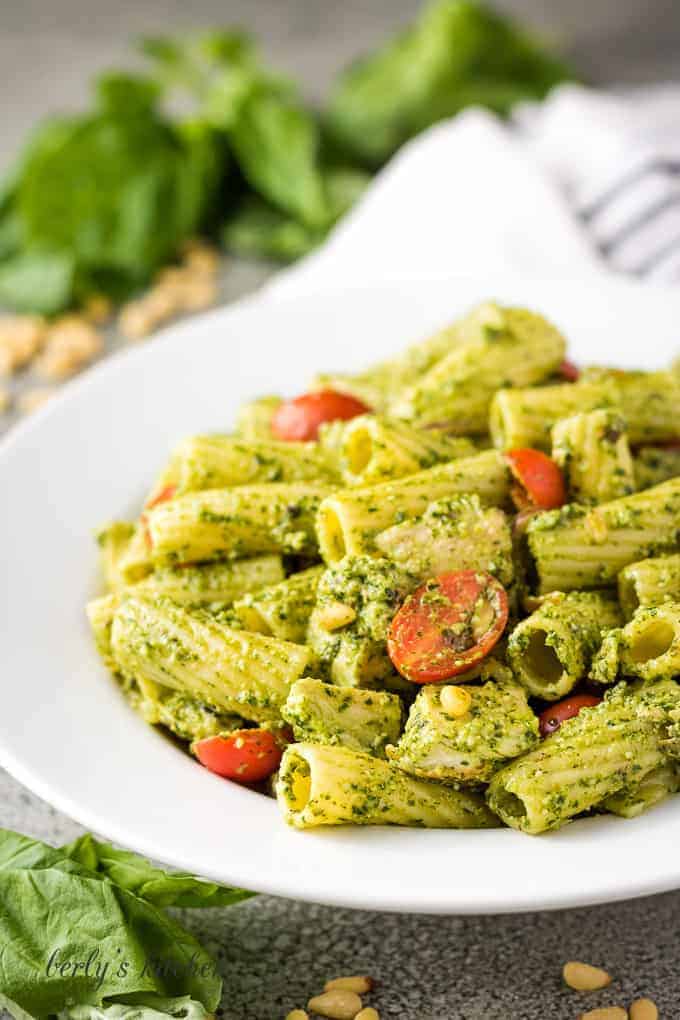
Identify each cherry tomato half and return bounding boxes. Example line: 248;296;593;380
271;389;371;442
145;484;177;511
506;448;566;511
538;694;602;738
194;729;284;784
559;359;580;382
387;570;509;684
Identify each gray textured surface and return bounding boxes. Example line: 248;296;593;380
2;2;680;1017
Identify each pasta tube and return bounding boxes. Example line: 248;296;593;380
388;675;539;784
634;445;680;491
375;493;513;585
486;681;679;834
171;434;336;492
390;304;565;431
109;523;153;585
551;409;635;504
507;591;622;700
313;316;467;410
235;395;282;440
110;596;312;723
603;762;680;819
134;555;285;607
338;414;475;485
233;566;323;642
139;686;244;744
277;743;498;829
96;522;136;592
308;555;414;686
490;371;680;450
282;678;403;757
618;554;680;618
147;483;333;564
591;602;680;683
526;477;680;594
86;593;120;672
317;449;510;563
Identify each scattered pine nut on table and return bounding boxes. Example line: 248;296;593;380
324;977;373;994
307;989;363;1019
629;1000;658;1020
563;961;613;991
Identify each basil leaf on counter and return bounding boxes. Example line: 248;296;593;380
325;0;573;167
62;833;253;909
0;828;251;1020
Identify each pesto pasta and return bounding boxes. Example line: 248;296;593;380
88;299;680;838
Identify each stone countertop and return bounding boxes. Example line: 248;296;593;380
2;2;680;1017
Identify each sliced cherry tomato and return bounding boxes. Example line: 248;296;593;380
559;359;580;382
538;694;602;738
194;729;283;784
145;484;177;510
387;570;509;684
271;389;371;442
506;448;566;511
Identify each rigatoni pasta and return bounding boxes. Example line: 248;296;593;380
618;554;680;617
507;591;622;700
277;743;497;829
316;449;510;563
88;298;680;838
551;409;635;504
147;482;332;563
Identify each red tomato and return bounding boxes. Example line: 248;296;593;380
194;729;283;784
387;570;509;684
506;448;566;511
145;484;177;510
538;694;602;738
559;359;580;382
271;389;371;441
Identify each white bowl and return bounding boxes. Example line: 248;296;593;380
1;274;679;915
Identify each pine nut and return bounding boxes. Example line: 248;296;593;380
440;685;472;718
17;386;57;414
119;301;156;340
324;977;373;994
83;295;112;323
563;961;612;991
355;1010;379;1020
318;602;357;631
578;1009;627;1020
307;990;362;1019
183;244;220;275
286;1011;309;1020
0;314;46;374
630;1000;658;1020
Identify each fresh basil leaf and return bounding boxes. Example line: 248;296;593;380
0;992;37;1020
0;251;74;314
95;74;162;117
323;166;370;221
226;88;328;227
222;198;323;262
62;834;253;909
58;994;212;1020
325;0;574;167
13;85;219;299
0;866;222;1016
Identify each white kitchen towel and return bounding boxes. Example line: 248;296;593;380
268;84;680;297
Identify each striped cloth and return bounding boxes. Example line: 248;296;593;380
269;85;680;299
518;85;680;284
